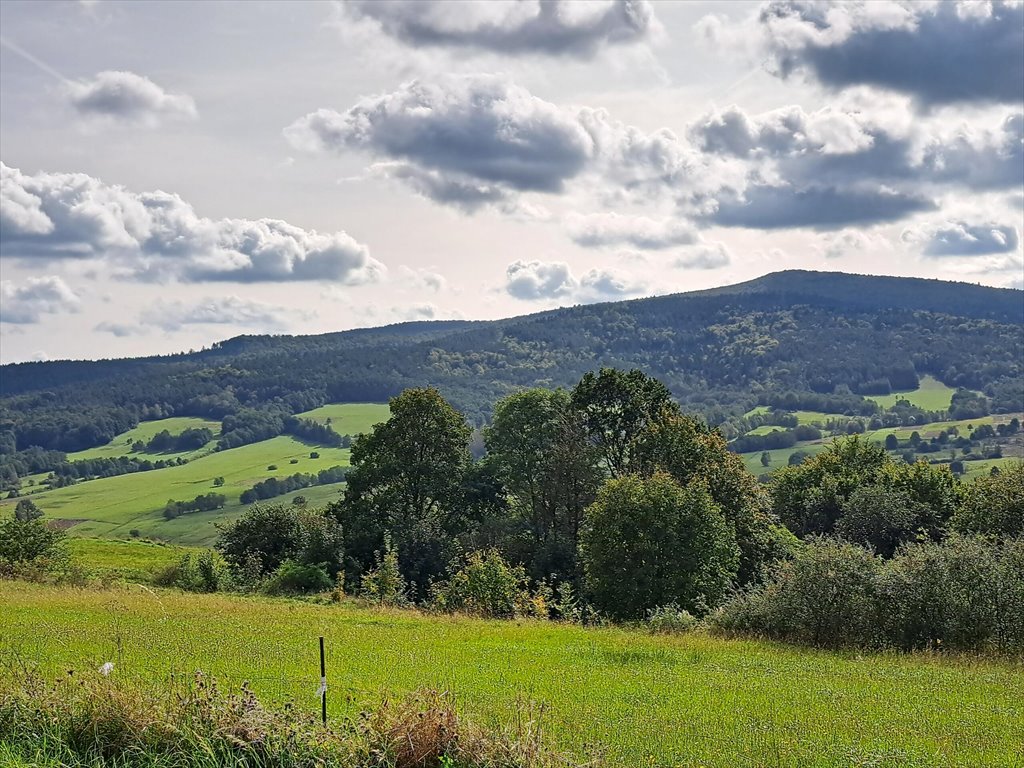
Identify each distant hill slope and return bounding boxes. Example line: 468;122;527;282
2;270;1022;452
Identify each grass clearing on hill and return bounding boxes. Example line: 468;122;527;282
1;582;1020;768
862;415;1001;443
67;416;222;462
5;436;351;545
740;442;829;474
865;375;958;411
296;402;390;436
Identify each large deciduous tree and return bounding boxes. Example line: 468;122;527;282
636;412;796;585
333;387;472;594
484;389;600;580
580;472;739;620
570;368;679;478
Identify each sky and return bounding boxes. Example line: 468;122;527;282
1;0;1022;364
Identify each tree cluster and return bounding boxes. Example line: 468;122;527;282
163;492;227;520
141;427;213;453
330;371;794;619
238;466;347;504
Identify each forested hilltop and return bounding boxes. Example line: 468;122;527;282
2;270;1022;454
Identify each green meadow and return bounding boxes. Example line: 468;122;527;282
67;537;195;581
865;375;958;411
0;404;389;546
295;402;390;435
67;416;223;462
2;582;1020;768
862;415;1002;442
3;437;351;545
740;442;829;474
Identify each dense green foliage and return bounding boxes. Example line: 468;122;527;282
335;387;473;596
429;549;539;619
713;536;1024;653
952;461;1024;538
581;473;739;620
215;504;343;583
0;513;67;574
772;437;958;551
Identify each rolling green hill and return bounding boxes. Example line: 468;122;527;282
2;271;1022;459
0;404;388;545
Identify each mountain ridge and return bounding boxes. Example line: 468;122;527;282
1;270;1021;452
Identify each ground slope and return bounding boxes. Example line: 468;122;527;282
2;582;1020;768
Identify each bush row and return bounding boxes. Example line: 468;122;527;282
711;536;1024;653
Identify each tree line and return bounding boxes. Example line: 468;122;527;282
2;272;1021;457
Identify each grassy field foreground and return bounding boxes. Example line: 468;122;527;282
1;583;1021;767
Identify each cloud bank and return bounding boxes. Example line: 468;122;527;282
340;0;658;58
0;276;80;324
0;163;384;284
748;0;1024;107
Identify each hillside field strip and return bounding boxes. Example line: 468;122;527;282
67;537;196;581
0;404;389;546
2;582;1021;768
295;403;391;435
67;417;223;462
864;376;958;411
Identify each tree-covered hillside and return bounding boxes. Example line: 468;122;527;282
2;271;1022;455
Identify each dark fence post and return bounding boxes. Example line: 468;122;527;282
319;636;327;726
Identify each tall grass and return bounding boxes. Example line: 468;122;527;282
3;582;1022;766
0;665;580;768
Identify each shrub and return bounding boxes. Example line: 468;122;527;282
0;515;68;576
361;539;408;607
646;603;698;634
263;560;332;596
711;536;1024;653
430;549;536;619
216;504;343;586
154;551;229;593
711;538;881;648
581;472;739;620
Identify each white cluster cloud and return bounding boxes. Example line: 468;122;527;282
690;101;1021;230
288;73;1022;239
504;259;648;302
0;276;80;324
340;0;658;58
65;70;197;126
505;259;577;300
0;163;385;284
285;74;741;218
286;75;595;206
